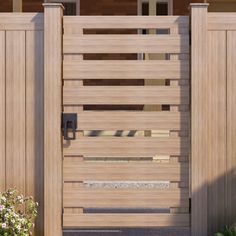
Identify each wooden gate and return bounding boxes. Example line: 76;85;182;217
62;15;190;228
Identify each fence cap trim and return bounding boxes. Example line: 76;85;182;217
43;3;65;10
190;3;209;7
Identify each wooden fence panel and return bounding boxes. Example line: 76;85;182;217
0;13;44;235
207;30;227;235
63;60;189;80
63;16;189;30
191;5;236;236
63;213;190;228
62;15;190;228
63;86;189;105
65;111;189;131
0;31;5;191
6;30;26;194
25;30;44;236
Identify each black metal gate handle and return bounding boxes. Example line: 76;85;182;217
62;113;77;140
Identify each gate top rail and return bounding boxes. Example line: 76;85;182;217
63;15;189;30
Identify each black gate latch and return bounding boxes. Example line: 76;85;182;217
62;113;77;140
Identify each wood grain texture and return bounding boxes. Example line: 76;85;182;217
208;13;236;30
207;30;227;235
0;13;43;30
63;184;189;208
191;4;209;236
64;158;189;181
63;86;189;105
44;4;63;236
227;31;236;226
63;213;190;227
6;31;26;194
0;31;5;192
63;60;189;80
63;16;189;30
63;111;189;131
63;35;189;54
62;13;190;229
63;137;189;157
26;30;44;236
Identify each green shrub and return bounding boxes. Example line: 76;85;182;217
0;188;38;236
215;224;236;236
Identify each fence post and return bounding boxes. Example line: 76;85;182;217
43;3;64;236
190;3;209;236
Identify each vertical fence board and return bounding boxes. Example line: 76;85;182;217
44;4;64;236
207;30;227;234
191;4;209;236
26;30;44;235
227;31;236;225
6;31;26;194
0;31;5;192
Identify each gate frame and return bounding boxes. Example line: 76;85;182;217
44;3;64;236
190;3;209;236
43;3;215;236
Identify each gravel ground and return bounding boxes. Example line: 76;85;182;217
64;228;190;236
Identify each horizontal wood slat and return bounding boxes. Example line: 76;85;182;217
63;213;190;227
208;13;236;30
63;158;189;181
63;137;189;156
0;13;44;30
63;184;189;208
64;111;189;131
63;86;189;105
63;35;189;54
63;16;189;30
63;60;189;80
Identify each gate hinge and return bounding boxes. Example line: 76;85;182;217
61;113;77;140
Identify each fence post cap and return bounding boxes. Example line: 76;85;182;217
43;3;65;10
190;3;209;8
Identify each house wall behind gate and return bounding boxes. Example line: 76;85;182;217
0;0;205;14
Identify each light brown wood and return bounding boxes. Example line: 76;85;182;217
63;184;189;208
64;158;189;181
6;31;26;194
63;213;190;227
208;13;236;30
190;4;209;236
0;13;44;30
63;16;189;30
26;30;44;236
227;31;236;226
44;4;63;236
62;13;190;230
207;30;227;234
63;35;189;54
62;111;189;131
63;137;189;157
63;86;189;105
13;0;22;12
0;31;5;191
63;60;189;80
